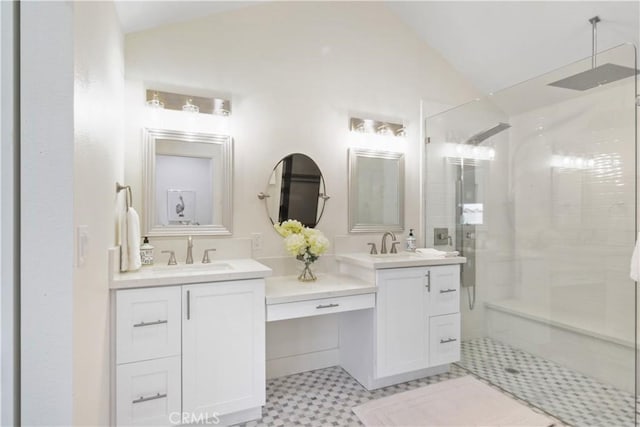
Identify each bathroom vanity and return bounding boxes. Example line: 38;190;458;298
109;255;272;427
336;253;466;390
109;250;465;426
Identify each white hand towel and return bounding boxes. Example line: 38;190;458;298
415;248;460;258
630;232;640;281
119;209;129;272
127;207;142;271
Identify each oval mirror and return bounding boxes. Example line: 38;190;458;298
262;153;328;228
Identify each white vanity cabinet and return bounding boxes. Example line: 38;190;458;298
338;258;462;390
182;280;265;420
112;279;265;427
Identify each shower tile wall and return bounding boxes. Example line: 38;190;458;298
507;79;636;337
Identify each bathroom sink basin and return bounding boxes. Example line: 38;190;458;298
369;252;422;258
335;252;466;270
150;262;234;272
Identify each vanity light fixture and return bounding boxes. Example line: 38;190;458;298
350;117;406;137
146;92;165;109
182;98;200;114
145;89;232;116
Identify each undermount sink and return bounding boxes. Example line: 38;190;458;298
150;262;234;272
335;252;466;270
369;252;421;258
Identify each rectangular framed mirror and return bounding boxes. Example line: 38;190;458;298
143;128;232;236
348;148;404;233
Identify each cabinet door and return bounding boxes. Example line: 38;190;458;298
116;356;181;426
375;267;429;377
427;265;460;317
182;280;265;419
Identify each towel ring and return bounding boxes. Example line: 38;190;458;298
116;182;133;210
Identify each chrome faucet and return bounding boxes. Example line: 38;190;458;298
186;236;194;264
380;231;398;254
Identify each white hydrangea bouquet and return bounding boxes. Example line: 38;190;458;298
274;219;330;282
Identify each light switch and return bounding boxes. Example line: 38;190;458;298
76;225;89;267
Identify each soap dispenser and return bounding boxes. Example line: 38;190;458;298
140;236;154;266
406;229;417;252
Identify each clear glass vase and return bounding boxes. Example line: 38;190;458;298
298;261;317;282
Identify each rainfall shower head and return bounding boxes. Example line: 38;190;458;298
548;16;638;91
465;122;511;145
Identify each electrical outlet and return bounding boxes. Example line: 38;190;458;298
251;232;263;251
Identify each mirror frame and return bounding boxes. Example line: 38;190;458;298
142;127;233;236
348;148;405;233
261;153;329;228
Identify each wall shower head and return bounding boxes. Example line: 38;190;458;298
548;16;638;91
465;122;511;145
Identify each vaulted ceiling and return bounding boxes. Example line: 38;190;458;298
114;1;639;94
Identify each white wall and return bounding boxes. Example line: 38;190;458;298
124;1;478;376
73;2;125;425
20;2;74;424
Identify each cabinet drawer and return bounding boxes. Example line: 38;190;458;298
429;313;460;366
428;265;460;316
267;293;375;322
116;287;181;364
116;356;181;426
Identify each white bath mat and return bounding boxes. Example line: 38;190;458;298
353;376;557;427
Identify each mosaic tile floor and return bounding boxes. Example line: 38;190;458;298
459;337;638;427
234;341;573;427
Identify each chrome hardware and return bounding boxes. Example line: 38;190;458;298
132;392;167;404
319;192;331;201
440;338;457;344
133;320;168;328
186;236;193;264
161;250;177;265
425;271;431;292
439;288;457;294
186;290;191;320
390;241;400;254
367;243;378;255
316;303;339;309
202;248;217;264
257;192;270;200
380;231;397;254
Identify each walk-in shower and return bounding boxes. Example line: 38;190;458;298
424;42;638;426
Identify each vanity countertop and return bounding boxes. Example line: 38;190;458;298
335;252;467;270
110;258;272;290
266;274;377;305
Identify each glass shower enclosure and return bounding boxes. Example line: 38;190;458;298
424;43;638;426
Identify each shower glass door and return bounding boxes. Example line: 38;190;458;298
424;43;638;426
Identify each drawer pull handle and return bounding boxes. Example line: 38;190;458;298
132;392;167;404
425;271;431;292
440;337;457;344
132;320;168;328
316;303;339;309
439;289;457;294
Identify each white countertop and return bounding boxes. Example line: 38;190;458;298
266;274;377;305
110;258;272;290
335;252;467;269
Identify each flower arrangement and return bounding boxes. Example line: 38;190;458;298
274;219;330;281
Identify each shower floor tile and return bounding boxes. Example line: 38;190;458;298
459;337;637;427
